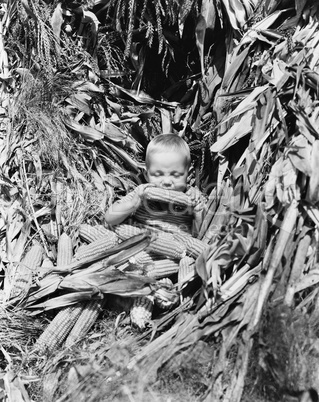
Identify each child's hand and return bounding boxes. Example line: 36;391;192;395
136;183;156;197
134;183;156;206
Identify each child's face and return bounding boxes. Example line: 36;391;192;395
145;150;189;191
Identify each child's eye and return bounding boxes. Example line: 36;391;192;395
173;173;182;178
154;172;162;177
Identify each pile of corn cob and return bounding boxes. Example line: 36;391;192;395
18;187;210;352
114;187;208;330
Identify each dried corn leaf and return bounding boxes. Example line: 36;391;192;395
287;134;312;176
64;119;104;142
211;108;254;153
308;140;319;203
264;157;299;208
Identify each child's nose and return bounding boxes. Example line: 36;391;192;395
161;177;173;187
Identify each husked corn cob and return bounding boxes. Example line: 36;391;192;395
57;233;73;266
79;224;117;244
178;256;197;286
145;258;180;279
130;295;154;330
154;277;177;309
154;286;180;310
10;242;44;299
114;224;146;241
65;299;105;347
41;257;54;269
143;187;194;208
158;277;174;287
34;304;83;354
173;232;206;258
135;206;193;233
147;232;187;259
129;251;153;266
40;257;55;277
119;251;163;272
73;233;118;261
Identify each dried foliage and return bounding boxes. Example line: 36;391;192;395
1;0;319;401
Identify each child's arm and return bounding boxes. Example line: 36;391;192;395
105;184;153;226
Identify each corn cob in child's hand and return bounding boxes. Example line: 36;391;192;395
143;187;195;208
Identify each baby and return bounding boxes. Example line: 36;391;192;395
105;134;206;236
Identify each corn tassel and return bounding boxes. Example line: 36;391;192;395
34;304;83;354
65;299;105;347
130;295;154;330
9;242;44;299
79;224;117;243
73;233;119;261
145;258;180;279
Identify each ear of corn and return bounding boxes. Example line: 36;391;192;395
79;224;118;243
157;278;174;287
130;295;154;330
145;258;180;279
73;233;119;261
51;232;152;274
114;224;146;241
147;232;187;259
143;187;194;208
9;242;44;300
154;278;179;310
34;304;83;354
113;224;187;263
135;206;193;234
41;258;54;269
128;251;154;267
173;232;206;258
57;233;73;266
154;287;180;310
178;256;197;287
64;299;105;347
33;233;79;354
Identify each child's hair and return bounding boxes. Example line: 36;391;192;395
145;134;191;168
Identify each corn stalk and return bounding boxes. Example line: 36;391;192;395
1;0;319;401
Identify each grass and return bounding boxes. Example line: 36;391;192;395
5;307;211;402
2;297;318;402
